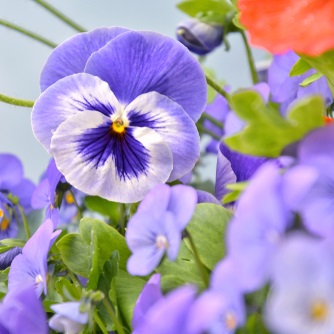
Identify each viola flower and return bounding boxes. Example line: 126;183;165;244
32;28;206;203
266;234;334;334
238;0;334;56
8;219;61;296
49;301;89;334
126;184;197;275
268;51;332;114
0;284;48;334
0;246;22;270
176;18;224;55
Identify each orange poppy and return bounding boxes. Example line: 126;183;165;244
238;0;334;56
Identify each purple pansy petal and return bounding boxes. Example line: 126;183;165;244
215;147;237;202
133;274;163;330
40;27;130;91
224;112;246;137
51;302;89;324
49;315;84;334
32;73;122;152
85;31;207;122
196;190;221;205
165;212;182;260
167;185;197;230
0;247;22;270
50;110;173;203
31;179;52;209
125;92;200;181
10;178;35;213
46;158;64;193
0;153;23;190
0;284;48;334
254;82;270;103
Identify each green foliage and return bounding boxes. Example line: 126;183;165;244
185;203;232;270
289;58;312;76
177;0;233;24
0;268;9;283
224;91;325;157
85;196;121;223
55;277;81;301
223;182;248;204
300;72;323;87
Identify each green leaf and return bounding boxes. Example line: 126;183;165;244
222;189;242;204
225;181;248;191
300;72;323;87
80;218;131;272
177;0;233;24
224;91;325;157
289;58;312;76
184;203;231;270
55;278;81;301
85;196;121;223
0;268;9;283
113;270;146;330
56;233;90;277
0;238;25;248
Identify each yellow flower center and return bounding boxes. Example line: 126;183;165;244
225;311;237;330
0;209;3;218
156;235;169;250
0;218;9;231
65;192;75;204
112;118;126;134
310;300;329;321
35;274;43;284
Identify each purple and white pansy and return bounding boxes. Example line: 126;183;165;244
32;27;207;203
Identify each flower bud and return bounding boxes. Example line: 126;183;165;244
176;18;223;55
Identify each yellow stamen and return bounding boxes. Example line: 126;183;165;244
111;118;126;134
0;209;3;218
225;311;237;330
0;218;9;231
310;300;328;321
35;274;43;284
156;235;169;250
65;192;75;204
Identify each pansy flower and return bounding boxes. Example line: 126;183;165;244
238;0;334;56
32;27;206;203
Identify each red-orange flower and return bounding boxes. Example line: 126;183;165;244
238;0;334;56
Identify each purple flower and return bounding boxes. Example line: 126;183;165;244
176;18;223;55
0;284;48;334
268;51;332;114
8;219;61;296
0;246;22;270
133;274;164;331
126;184;197;275
227;162;291;292
282;125;334;238
32;28;206;203
49;301;89;334
265;234;334;334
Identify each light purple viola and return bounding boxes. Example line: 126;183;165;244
0;246;22;270
176;18;224;56
268;51;332;114
0;153;35;239
282;125;334;238
134;285;197;334
8;219;61;296
32;28;206;203
49;301;89;334
227;162;291;292
265;233;334;334
133;274;164;331
0;284;48;334
126;184;197;276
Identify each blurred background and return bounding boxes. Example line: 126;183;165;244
0;0;266;182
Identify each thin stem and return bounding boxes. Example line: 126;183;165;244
69;189;83;220
202;112;223;129
118;204;126;235
185;229;209;288
240;31;259;84
205;75;230;100
17;204;31;239
33;0;86;33
197;123;221;141
102;299;125;334
94;310;108;334
0;93;34;108
0;19;57;48
67;269;81;290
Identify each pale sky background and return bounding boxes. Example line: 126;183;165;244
0;0;266;183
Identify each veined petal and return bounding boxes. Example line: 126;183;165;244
125;92;200;181
40;27;130;91
32;73;122;153
85;31;207;122
50;111;173;203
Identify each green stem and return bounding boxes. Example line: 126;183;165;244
33;0;86;32
118;203;126;235
240;31;259;84
185;229;209;288
0;19;57;48
202;112;223;129
197;123;221;141
94;310;108;334
17;204;31;239
0;93;34;108
102;299;125;334
69;189;83;220
205;75;230;100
